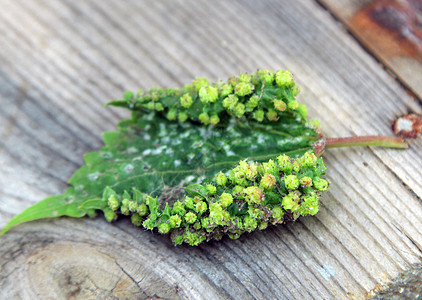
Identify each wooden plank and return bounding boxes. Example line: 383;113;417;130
318;0;422;100
0;0;421;299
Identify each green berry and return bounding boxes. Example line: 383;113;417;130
260;159;278;176
185;231;205;246
292;160;301;173
259;221;268;230
209;203;229;226
145;102;155;110
201;217;212;231
120;198;130;215
193;222;202;230
232;185;244;199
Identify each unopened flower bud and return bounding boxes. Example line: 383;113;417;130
223;94;238;110
275;70;294;87
166;108;177;121
185;211;197;224
178;112;188;122
219;193;233;208
253;110;265;122
314;178;329;191
137;203;149;216
238;73;251;83
131;214;142;226
260;173;276;190
198;112;210;125
234;82;253;96
210;114;220;125
192;77;209;90
206;184;217;195
199;85;218;103
180;93;193;108
273;99;286;111
158;222;170;234
243;186;264;205
284;175;300;190
169;215;182;228
266;109;279;121
215;171;228;186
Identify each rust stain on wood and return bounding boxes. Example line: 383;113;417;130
351;0;422;61
393;113;422;138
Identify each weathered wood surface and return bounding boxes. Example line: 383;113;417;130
0;1;421;299
319;0;422;100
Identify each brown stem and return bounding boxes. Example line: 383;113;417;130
325;136;408;149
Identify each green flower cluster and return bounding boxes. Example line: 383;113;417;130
108;70;307;125
103;152;329;246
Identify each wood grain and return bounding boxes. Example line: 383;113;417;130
1;1;421;299
318;0;422;101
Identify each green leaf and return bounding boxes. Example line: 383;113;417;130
1;111;318;235
2;69;331;244
1;192;86;235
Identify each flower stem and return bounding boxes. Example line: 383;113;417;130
326;136;408;149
